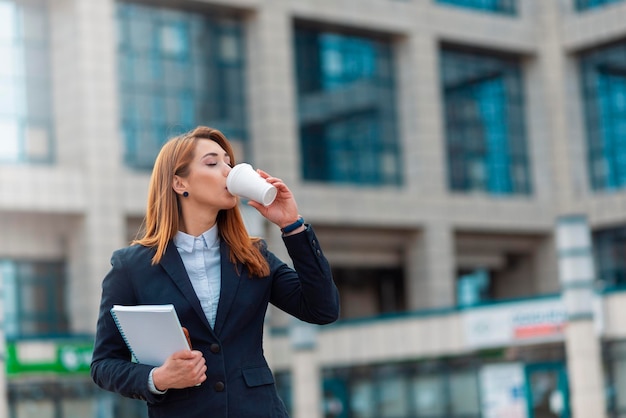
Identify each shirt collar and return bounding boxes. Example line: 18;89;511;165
173;224;220;253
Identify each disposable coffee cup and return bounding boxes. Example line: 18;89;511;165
226;163;277;206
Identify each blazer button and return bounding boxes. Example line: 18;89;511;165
214;381;225;392
210;343;220;353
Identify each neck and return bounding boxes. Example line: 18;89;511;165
179;203;219;237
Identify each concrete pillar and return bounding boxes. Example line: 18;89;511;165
51;0;126;334
556;214;606;418
290;319;321;418
535;0;586;212
245;0;300;186
406;222;455;310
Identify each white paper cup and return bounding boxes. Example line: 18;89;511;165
226;163;277;206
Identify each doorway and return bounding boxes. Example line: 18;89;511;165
525;363;570;418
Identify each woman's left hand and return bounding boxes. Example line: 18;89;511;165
247;169;301;229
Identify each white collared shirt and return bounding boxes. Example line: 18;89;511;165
173;224;221;329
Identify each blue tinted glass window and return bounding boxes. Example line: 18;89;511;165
593;226;626;289
324;361;480;418
0;0;54;164
274;372;293;416
575;0;625;11
117;4;247;169
580;42;626;191
295;28;402;186
1;259;68;338
441;48;531;195
437;0;516;15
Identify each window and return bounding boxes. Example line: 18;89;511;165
1;259;69;338
441;47;531;195
604;341;626;416
324;361;480;418
449;370;480;414
410;374;446;415
593;225;626;289
457;268;490;307
295;26;402;186
274;371;293;416
575;0;625;11
0;0;54;163
436;0;516;15
332;267;405;320
117;3;247;169
580;42;626;191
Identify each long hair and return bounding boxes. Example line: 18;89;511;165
133;126;270;277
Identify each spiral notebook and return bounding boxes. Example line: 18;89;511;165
110;304;191;366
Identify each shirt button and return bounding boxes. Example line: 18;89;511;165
214;381;225;392
316;250;321;256
210;343;220;353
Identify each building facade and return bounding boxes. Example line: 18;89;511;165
3;0;626;417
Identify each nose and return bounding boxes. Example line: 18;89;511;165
223;163;232;176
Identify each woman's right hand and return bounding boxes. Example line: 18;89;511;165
152;350;207;390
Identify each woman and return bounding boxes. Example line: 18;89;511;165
91;126;340;417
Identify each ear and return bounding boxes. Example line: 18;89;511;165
172;175;188;196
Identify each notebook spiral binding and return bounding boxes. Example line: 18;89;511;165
110;308;140;363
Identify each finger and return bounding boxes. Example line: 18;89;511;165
190;350;204;358
171;349;194;360
247;200;264;212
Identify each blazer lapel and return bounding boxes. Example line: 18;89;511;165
159;241;213;332
213;241;242;336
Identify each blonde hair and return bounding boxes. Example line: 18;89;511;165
133;126;270;277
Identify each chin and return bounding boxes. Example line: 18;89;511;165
225;196;238;209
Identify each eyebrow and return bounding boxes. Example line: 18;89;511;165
201;152;230;159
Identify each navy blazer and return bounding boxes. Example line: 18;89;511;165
91;225;339;418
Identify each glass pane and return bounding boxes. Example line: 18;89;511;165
117;3;247;169
160;22;188;57
0;1;17;42
581;41;626;191
410;375;446;415
0;119;20;161
437;0;516;14
614;359;626;410
442;48;529;195
378;375;408;417
0;45;21;78
1;260;67;337
529;370;560;418
593;226;626;288
0;0;53;164
350;380;375;418
450;370;480;414
1;260;19;336
296;27;401;186
576;0;626;11
63;399;94;418
15;400;55;418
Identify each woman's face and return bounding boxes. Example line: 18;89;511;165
179;138;237;211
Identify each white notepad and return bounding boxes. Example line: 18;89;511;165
110;304;191;366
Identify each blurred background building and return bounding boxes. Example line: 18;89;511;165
2;0;626;417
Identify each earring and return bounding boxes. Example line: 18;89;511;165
183;191;189;197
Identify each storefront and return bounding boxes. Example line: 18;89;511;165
5;338;94;418
319;295;580;418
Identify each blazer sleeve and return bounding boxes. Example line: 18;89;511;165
90;249;166;404
268;224;340;324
